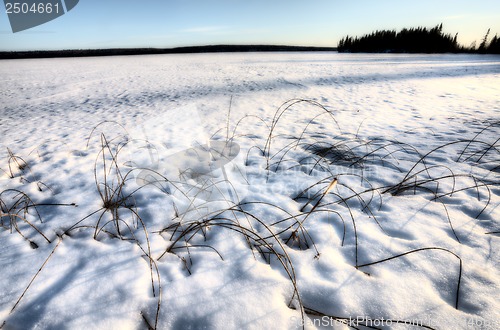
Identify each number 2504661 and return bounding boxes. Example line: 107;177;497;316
5;2;60;14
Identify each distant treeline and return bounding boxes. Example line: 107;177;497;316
338;24;500;54
0;45;336;60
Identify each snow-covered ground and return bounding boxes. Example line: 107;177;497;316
0;53;499;329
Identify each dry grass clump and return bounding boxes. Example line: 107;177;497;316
0;189;50;248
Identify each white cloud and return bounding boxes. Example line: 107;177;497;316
443;15;467;21
181;26;230;34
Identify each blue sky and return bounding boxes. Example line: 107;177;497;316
1;0;500;51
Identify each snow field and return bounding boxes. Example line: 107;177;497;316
0;53;499;329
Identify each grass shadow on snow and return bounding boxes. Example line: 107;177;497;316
1;102;499;329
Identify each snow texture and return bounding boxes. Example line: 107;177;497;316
0;53;499;329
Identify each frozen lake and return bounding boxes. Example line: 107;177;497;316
1;53;499;329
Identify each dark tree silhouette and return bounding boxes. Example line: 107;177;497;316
487;34;500;54
338;24;464;53
478;28;491;53
0;45;336;60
